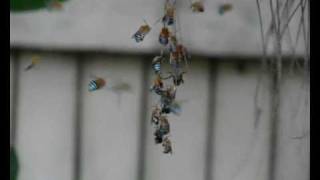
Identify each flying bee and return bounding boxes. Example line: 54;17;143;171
150;74;164;95
162;137;173;154
25;56;41;71
88;77;106;92
152;55;164;74
132;23;151;43
218;3;233;15
159;27;170;45
191;1;204;12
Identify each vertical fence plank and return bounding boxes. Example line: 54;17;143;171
274;71;310;180
211;62;271;180
80;55;143;180
15;52;77;180
144;58;210;180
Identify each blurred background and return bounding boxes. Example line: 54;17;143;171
10;0;309;180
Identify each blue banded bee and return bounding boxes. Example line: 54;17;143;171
88;77;106;92
150;74;164;95
168;36;178;53
163;0;176;25
132;24;151;42
154;132;163;144
162;7;174;26
151;106;162;126
154;116;170;144
162;137;173;154
159;116;170;135
165;71;186;86
191;1;204;12
25;56;41;71
152;55;164;74
218;3;233;15
160;85;177;113
159;27;170;45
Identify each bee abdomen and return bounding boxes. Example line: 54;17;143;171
133;33;145;42
152;63;161;73
89;81;98;91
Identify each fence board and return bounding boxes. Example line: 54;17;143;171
15;53;76;180
211;62;271;180
274;71;310;180
80;56;143;180
9;51;310;180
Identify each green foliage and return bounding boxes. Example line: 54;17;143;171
10;0;67;12
10;147;19;180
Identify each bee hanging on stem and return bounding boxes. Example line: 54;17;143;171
151;105;162;126
162;137;173;154
168;35;178;53
154;116;170;144
152;51;165;74
159;27;171;45
162;0;176;25
160;85;177;114
150;74;164;95
132;20;151;43
165;70;187;86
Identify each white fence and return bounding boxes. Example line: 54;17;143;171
10;50;309;180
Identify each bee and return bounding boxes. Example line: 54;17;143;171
191;1;204;12
176;44;189;61
46;0;63;11
132;23;151;43
162;137;173;154
25;56;41;71
152;55;164;74
169;51;183;73
150;74;164;95
154;132;163;144
162;7;175;26
88;77;106;92
159;27;170;45
169;44;189;75
165;70;186;86
218;3;233;15
168;36;178;52
160;85;177;113
151;106;162;125
158;116;170;135
154;116;170;144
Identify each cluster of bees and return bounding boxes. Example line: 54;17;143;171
132;0;204;154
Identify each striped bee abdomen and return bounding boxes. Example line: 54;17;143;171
88;78;106;92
